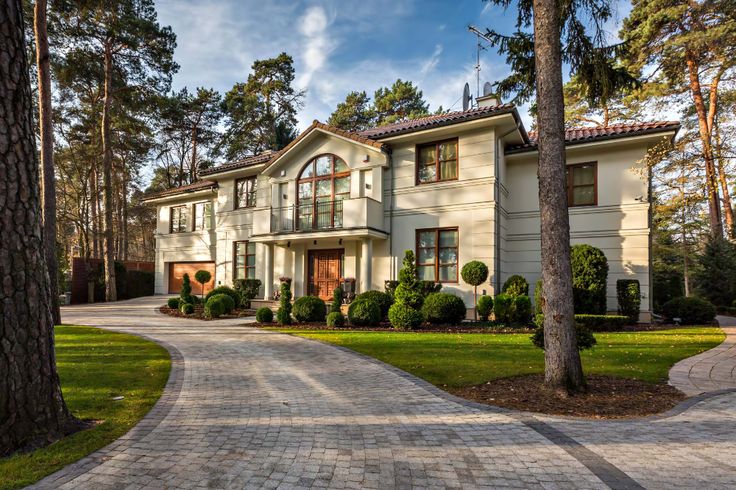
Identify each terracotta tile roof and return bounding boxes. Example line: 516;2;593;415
506;121;680;153
357;104;518;139
199;151;275;176
142;180;218;201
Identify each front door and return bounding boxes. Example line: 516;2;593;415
308;249;344;300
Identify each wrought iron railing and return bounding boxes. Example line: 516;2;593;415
270;200;344;233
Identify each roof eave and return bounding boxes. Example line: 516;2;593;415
141;185;218;204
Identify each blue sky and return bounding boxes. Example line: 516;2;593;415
155;0;632;130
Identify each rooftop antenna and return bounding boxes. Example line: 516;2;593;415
468;25;499;97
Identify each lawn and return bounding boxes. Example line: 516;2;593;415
0;325;170;490
275;327;724;387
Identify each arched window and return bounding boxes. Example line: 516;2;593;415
297;154;350;229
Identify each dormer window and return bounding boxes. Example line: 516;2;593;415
235;177;257;209
417;138;458;184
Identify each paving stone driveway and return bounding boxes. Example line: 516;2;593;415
34;297;736;489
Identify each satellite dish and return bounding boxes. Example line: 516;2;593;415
483;81;493;97
462;82;472;111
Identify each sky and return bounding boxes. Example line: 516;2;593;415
154;0;633;131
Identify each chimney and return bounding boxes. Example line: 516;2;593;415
476;93;501;108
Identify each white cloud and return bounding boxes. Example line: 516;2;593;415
296;6;336;90
420;44;444;76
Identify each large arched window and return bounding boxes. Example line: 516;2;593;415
297;154;350;230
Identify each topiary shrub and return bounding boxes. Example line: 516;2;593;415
617;279;641;324
194;269;212;299
477;295;494;321
394;251;424;309
571;244;609;314
461;260;489;320
512;295;533;325
355;290;393;318
234;278;262;308
502;275;529;297
205;286;240;308
419;281;442;297
180;302;194;315
204;296;225;318
388;303;424;330
347;298;381;326
534;279;544;314
293;296;327;322
331;287;343;313
209;293;235;314
167;297;181;309
180;273;194;305
256;307;274;323
384;280;399;297
276;279;292;325
531;324;597;351
326;311;345;328
421;293;466;325
493;293;513;323
661;296;716;325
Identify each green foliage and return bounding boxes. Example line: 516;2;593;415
204;296;225;318
167;297;180;309
256;307;273;323
355;291;393;318
234;278;262;307
532;325;597;351
179;303;194;315
394;250;424;309
194;269;212;296
419;281;443;296
180;273;193;304
477;295;494;321
293;296;327;323
331;287;343;313
421;293;467;325
616;279;641;324
502;275;529;297
662;297;716;325
276;280;292;325
571;244;609;314
694;235;736;307
493;293;513;323
512;295;533;325
461;261;489;287
327;91;375;131
347;299;381;326
205;286;240;308
384;280;399;297
326;311;345;328
209;293;235;314
388;303;425;331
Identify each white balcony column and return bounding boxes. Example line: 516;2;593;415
360;238;373;293
263;243;273;300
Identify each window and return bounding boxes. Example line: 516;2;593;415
416;228;459;283
417;139;458;184
235;177;258;209
566;162;597;206
234;241;256;279
170;205;188;233
193;201;212;231
297;154;350;230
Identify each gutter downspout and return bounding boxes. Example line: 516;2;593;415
495;121;523;293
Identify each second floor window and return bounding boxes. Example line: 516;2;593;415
566;162;597;206
417;139;458;184
193;201;212;231
170;205;188;233
235;177;257;209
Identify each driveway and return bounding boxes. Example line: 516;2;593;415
34;297;736;489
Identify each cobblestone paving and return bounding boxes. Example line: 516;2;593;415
33;297;736;489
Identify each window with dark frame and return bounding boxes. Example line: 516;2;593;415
416;228;459;283
566;162;597;206
234;241;256;280
193;201;212;231
235;177;258;209
170;205;188;233
417;139;458;184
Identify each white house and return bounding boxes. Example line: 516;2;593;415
143;96;678;320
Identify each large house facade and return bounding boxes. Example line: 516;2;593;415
144;97;679;320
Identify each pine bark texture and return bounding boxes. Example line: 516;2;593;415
34;0;61;325
532;0;585;392
0;0;75;456
101;45;117;301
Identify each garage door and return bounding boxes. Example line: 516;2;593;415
168;262;216;294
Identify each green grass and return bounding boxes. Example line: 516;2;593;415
274;327;724;387
0;325;170;490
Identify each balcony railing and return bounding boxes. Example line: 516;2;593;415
271;200;344;233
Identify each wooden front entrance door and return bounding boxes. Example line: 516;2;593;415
308;249;344;300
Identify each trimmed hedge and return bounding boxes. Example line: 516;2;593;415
388;303;424;330
209;293;235;314
293;296;327;322
502;275;529;297
204;296;225;318
493;293;513;323
355;290;393;318
205;286;240;308
512;295;533;325
477;295;494;321
234;278;262;307
256;307;273;323
421;293;466;325
571;244;609;314
167;297;181;309
617;279;641;324
348;298;381;326
531;324;597;351
327;311;345;328
661;296;716;325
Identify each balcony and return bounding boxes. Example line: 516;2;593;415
271;200;344;233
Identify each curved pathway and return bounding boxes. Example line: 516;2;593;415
33;297;736;489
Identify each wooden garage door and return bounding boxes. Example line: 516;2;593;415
168;262;216;294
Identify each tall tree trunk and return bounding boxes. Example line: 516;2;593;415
714;125;734;238
101;44;117;301
533;0;585;394
0;0;78;456
89;168;98;258
34;0;61;325
686;53;723;237
190;125;198;183
122;170;129;261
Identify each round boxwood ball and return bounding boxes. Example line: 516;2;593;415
421;293;467;325
293;296;327;322
209;293;235;314
205;286;240;308
179;302;194;315
461;261;489;287
347;298;381;326
256;307;274;323
204;296;226;318
355;290;393;318
326;311;345;328
388;303;424;330
167;297;181;309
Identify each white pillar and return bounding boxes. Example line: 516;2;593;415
263;243;273;300
361;238;372;293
